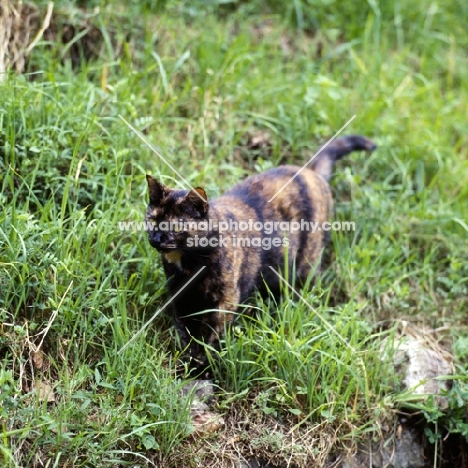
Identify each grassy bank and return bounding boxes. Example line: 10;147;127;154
1;0;467;466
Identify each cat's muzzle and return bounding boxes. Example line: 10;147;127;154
148;231;177;252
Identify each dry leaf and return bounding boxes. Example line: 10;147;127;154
182;379;223;436
32;350;44;369
191;407;224;435
248;130;272;149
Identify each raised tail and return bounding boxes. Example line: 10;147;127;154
311;135;376;181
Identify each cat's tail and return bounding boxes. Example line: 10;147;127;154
311;135;376;181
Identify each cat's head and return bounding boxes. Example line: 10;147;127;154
145;175;210;253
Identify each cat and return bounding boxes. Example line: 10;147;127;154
145;135;376;371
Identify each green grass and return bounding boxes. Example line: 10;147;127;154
1;0;468;466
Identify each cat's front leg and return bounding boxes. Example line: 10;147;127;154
191;305;236;375
173;308;191;350
202;284;241;358
172;303;221;372
185;297;239;373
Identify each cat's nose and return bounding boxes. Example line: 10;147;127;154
149;231;163;249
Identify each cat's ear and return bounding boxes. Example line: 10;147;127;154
146;175;167;205
186;187;208;215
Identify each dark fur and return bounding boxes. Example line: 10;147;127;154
145;135;376;370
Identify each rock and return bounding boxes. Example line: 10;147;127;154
34;381;55;403
182;379;224;436
241;458;276;468
181;379;215;402
395;337;453;401
384;323;454;409
335;424;424;468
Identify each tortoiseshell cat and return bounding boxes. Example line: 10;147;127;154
145;135;376;371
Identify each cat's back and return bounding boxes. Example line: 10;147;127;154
212;165;332;223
